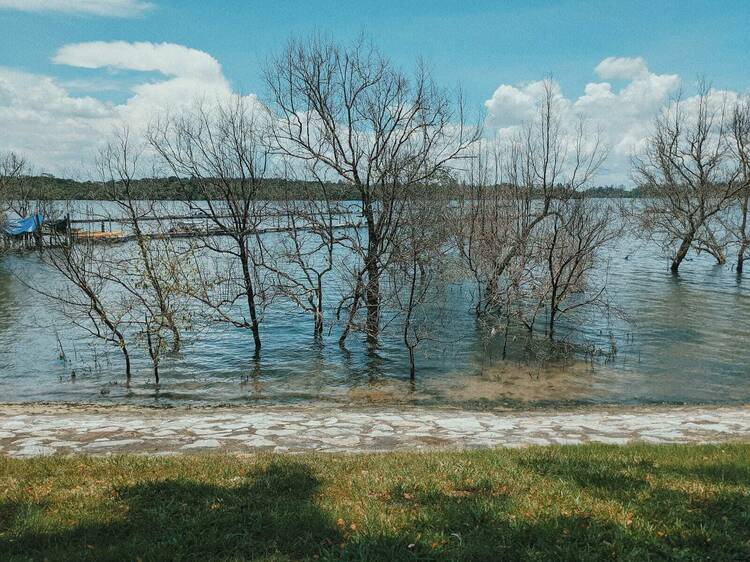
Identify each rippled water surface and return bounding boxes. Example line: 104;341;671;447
1;200;748;408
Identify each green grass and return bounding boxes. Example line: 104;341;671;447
1;444;749;561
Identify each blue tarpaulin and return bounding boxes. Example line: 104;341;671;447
2;214;44;236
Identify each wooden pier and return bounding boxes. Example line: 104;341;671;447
3;211;362;252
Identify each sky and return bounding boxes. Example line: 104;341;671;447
0;0;748;184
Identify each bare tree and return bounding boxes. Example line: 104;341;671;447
729;97;750;273
148;96;271;356
33;237;134;382
388;195;447;380
452;81;606;319
532;197;619;340
1;152;28;253
98;127;189;352
448;139;505;316
634;83;742;273
0;152;27;214
265;35;478;345
256;162;344;337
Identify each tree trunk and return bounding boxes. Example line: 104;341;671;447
671;233;694;273
339;273;363;346
313;302;323;337
313;282;324;337
365;257;379;345
548;285;558;340
738;195;749;274
404;258;418;382
120;340;131;384
739;244;747;274
364;213;380;344
548;309;556;340
146;322;160;385
239;240;261;355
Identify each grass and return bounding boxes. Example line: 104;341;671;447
1;444;749;561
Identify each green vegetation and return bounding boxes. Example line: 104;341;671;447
5;175;639;202
1;444;748;560
3;175;362;202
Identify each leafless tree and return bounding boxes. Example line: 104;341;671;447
148;96;271;356
33;237;134;382
265;35;479;345
0;153;58;227
531;197;619;340
448;139;504;316
633;83;742;273
729;97;750;273
388;195;447;380
1;152;28;253
256;162;344;337
0;152;27;214
452;81;606;320
99;244;175;384
97;127;189;352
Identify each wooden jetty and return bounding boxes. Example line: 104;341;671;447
3;211;362;252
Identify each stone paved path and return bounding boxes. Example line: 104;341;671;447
1;404;749;457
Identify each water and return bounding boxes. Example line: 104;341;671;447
1;200;749;409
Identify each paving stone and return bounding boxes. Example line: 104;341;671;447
181;439;222;449
0;405;748;457
83;439;143;449
15;445;56;456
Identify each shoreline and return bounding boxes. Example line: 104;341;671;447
1;399;749;417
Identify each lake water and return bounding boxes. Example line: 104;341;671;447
1;200;749;409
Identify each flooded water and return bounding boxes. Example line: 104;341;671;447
1;200;749;409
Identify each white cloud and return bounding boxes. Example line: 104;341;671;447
485;57;684;184
53;42;225;82
0;66;113;173
483;80;568;129
0;41;239;174
0;0;154;17
2;48;743;183
594;56;649;80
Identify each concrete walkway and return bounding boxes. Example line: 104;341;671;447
1;404;749;457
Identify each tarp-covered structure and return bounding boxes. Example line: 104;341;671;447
2;214;45;237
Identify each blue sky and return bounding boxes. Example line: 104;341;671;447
1;0;748;180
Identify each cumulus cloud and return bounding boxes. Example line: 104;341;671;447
0;66;113;173
0;0;154;17
2;49;742;182
594;56;649;80
53;42;225;82
485;57;684;184
483;80;567;129
0;41;237;174
53;41;233;130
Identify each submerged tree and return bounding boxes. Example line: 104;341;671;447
533;197;619;340
98;127;190;354
149;96;271;356
265;35;478;345
34;237;134;382
388;195;447;380
1;153;29;253
452;81;607;320
0;152;26;214
634;84;742;273
258;162;342;338
729;97;750;273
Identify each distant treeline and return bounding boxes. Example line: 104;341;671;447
5;175;641;201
